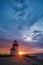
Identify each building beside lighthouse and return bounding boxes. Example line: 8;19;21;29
10;40;19;56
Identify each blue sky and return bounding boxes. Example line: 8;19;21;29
0;0;43;53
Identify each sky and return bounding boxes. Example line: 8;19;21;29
0;0;43;54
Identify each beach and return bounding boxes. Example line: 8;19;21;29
0;55;43;65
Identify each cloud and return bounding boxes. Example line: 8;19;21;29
0;0;43;41
32;47;43;53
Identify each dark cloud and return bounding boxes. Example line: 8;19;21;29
32;30;43;42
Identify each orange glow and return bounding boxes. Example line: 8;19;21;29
0;48;10;55
19;51;25;55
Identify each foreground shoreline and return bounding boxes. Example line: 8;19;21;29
0;54;43;65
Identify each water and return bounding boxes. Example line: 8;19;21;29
30;53;43;59
0;55;43;65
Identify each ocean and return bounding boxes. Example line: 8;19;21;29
30;53;43;59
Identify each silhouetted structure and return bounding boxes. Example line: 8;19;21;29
10;40;19;56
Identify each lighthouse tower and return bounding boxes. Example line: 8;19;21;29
10;40;19;56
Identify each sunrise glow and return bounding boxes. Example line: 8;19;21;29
19;52;25;55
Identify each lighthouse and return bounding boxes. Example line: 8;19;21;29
10;40;19;56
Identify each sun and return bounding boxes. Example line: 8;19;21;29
19;52;24;55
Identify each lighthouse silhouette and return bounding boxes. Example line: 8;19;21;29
10;40;19;56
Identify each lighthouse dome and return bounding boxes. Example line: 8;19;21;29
13;40;19;46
